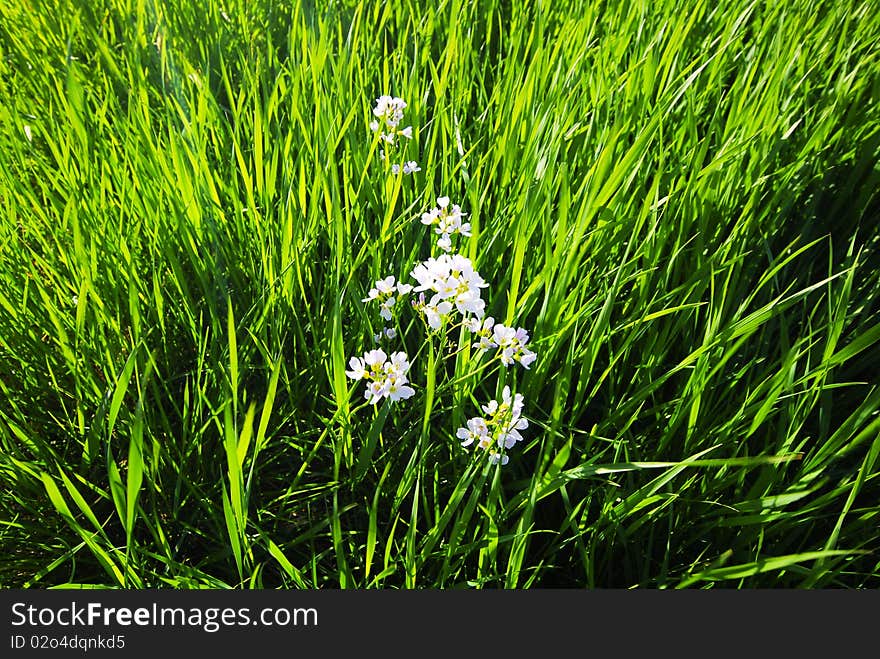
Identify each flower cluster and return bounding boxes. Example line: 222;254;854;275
465;316;537;369
346;349;415;404
420;196;471;252
370;95;409;143
370;95;419;175
392;161;421;176
456;387;529;465
410;254;488;328
348;92;539;466
362;275;413;321
373;327;397;343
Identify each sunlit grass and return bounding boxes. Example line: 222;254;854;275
1;0;878;588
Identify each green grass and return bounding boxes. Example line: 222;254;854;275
1;0;879;588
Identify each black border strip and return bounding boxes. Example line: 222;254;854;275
2;589;877;654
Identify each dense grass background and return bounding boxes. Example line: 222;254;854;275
1;0;878;588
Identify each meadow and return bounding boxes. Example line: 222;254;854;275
1;0;878;588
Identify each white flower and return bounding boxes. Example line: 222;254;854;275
492;324;517;348
497;432;519;449
460;389;528;465
371;96;417;176
519;349;537;369
388;380;415;401
420;208;440;225
433;274;459;301
423;299;453;330
467;316;497;351
373;327;397;343
436;212;464;236
455;286;486;317
365;380;388;404
24;125;33;142
391;160;420;176
456;417;489;448
490;324;537;368
349;348;416;405
410;257;445;292
482;387;527;432
363;275;407;322
478;336;496;351
410;254;489;324
502;386;525;418
372;95;391;116
483;386;524;419
482;399;499;416
363;349;387;370
468;316;495;334
386;351;411;378
418;197;470;251
450;254;479;277
376;276;396;294
488;452;510;466
380;297;395;321
345;357;367;380
372;95;407;129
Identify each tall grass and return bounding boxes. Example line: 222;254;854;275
1;0;878;588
